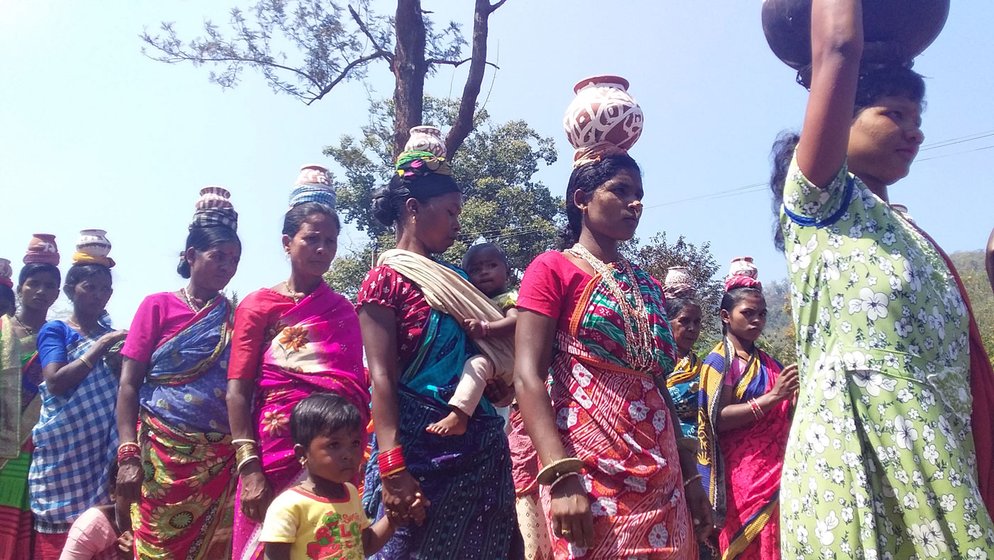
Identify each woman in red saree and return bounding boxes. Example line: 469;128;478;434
515;147;712;558
226;167;368;560
697;261;797;559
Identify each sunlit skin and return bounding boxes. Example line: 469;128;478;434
465;246;509;298
716;292;798;433
846;95;925;200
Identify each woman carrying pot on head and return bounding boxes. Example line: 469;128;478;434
514;76;712;559
662;268;706;443
696;259;797;559
0;238;62;559
770;0;994;555
226;166;369;560
116;188;242;559
357;139;519;559
29;231;127;559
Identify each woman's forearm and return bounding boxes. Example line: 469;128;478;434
514;311;568;466
226;378;257;440
116;358;146;444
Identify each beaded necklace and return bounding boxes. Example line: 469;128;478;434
567;243;655;370
180;287;215;313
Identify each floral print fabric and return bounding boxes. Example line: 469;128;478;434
778;155;994;558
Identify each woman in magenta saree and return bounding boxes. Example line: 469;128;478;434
227;169;368;560
696;263;797;559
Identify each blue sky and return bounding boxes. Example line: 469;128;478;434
2;1;992;322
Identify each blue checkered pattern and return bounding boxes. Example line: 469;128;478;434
28;320;119;533
289;184;336;210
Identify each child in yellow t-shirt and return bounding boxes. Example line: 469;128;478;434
261;394;411;560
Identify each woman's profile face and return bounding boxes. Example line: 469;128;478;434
847;95;924;188
283;212;339;277
579;168;643;242
410;192;463;254
18;271;60;313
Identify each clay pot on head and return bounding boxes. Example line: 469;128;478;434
405;126;447;158
295;165;332;187
77;229;112;258
563;75;644;154
0;258;12;284
24;234;60;266
728;256;758;279
762;0;950;86
196;186;233;210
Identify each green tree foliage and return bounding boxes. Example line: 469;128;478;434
627;232;724;347
142;0;506;156
324;97;560;297
757;278;797;365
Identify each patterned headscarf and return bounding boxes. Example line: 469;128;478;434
394;150;460;198
191;186;239;231
289;164;337;209
724;257;762;292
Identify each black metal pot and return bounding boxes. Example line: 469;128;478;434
762;0;950;86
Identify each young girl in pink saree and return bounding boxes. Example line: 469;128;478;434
697;260;798;559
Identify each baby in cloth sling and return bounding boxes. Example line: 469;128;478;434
427;243;518;436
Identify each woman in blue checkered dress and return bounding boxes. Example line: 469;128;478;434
28;259;127;559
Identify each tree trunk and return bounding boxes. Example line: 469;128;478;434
392;0;428;158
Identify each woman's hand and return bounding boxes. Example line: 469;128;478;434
382;470;429;525
238;464;272;523
116;530;134;559
769;364;799;403
116;459;144;504
99;329;129;351
684;480;715;543
550;474;593;549
484;377;515;408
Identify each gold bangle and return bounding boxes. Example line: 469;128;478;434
79;355;93;369
537;457;584;486
549;471;581;494
231;438;257;447
235;443;259;465
236;455;260;474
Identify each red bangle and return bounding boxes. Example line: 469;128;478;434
117;443;141;463
378;446;406;476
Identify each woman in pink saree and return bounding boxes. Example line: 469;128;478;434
226;167;368;560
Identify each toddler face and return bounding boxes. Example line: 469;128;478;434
303;426;364;484
466;247;509;297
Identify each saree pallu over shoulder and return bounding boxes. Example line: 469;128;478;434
697;342;788;559
141;296;233;433
0;318;42;463
667;354;703;439
542;265;693;559
377;249;515;383
232;282;368;560
0;319;41;559
133;297;236;559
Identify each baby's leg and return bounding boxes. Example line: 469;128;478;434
426;355;495;436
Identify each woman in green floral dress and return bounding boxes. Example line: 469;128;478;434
770;0;994;557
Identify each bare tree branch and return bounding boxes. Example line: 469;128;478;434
426;57;500;70
348;4;393;62
445;0;505;156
